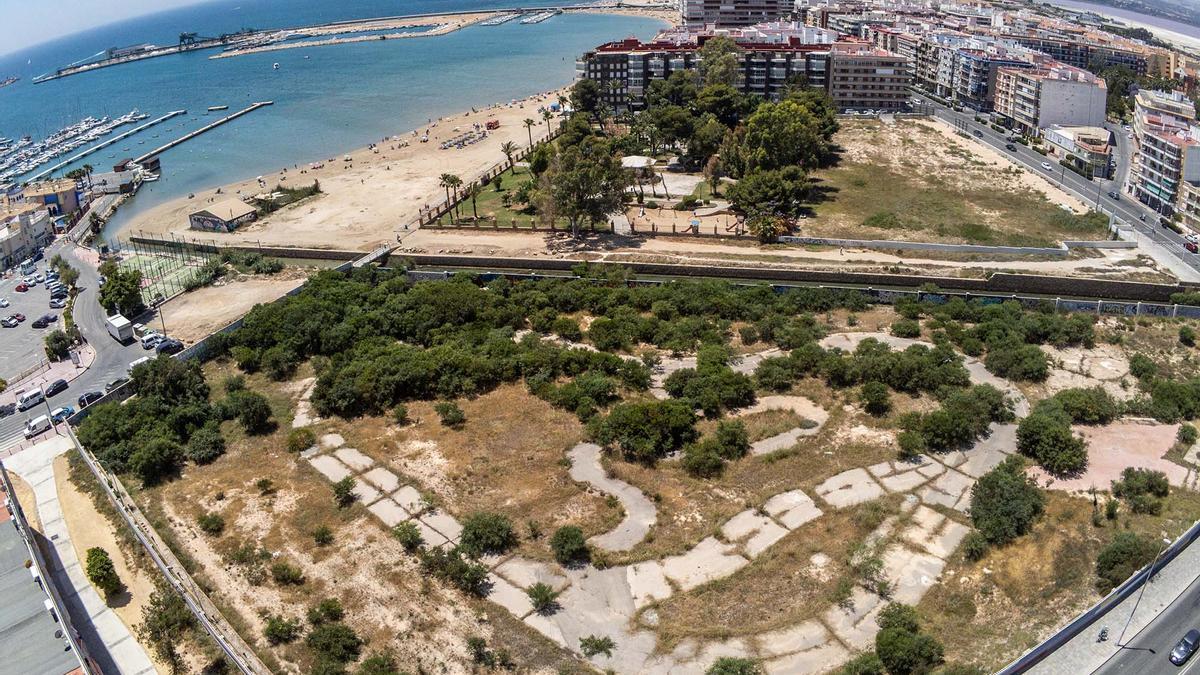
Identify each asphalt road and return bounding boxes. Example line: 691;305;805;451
1096;572;1200;674
0;240;145;449
921;97;1200;274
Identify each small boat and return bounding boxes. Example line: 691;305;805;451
272;62;280;70
141;173;160;182
207;105;228;112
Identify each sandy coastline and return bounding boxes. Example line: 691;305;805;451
121;89;568;249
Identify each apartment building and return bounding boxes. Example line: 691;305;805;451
993;64;1106;136
1003;35;1151;75
0;208;52;270
952;48;1032;111
1044;125;1113;178
578;37;833;112
1128;89;1200;215
827;41;912;111
683;0;789;27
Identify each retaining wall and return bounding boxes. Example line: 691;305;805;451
128;236;361;261
776;235;1135;257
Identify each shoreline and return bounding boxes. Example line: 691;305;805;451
1046;0;1200;53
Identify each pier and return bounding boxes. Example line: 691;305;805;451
134;102;273;164
31;32;258;84
31;110;187;180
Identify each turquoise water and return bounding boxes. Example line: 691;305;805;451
0;0;664;234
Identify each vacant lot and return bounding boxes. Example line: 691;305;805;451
802;120;1108;246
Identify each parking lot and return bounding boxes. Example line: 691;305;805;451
0;264;66;383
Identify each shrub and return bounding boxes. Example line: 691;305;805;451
130;437;184;485
875;626;944;675
264;615;302;644
307;598;345;625
1052;387;1119;425
392;404;409;426
85;547;121;598
1179;423;1198;447
682;442;726;478
840;652;885;675
231;390;273;434
970;456;1044;546
961;531;989;561
419;546;489;595
1112;467;1170;500
1181;325;1197;347
185;422;226;464
393;522;424;552
45;329;73;361
271;561;304;585
706;657;763;675
1017;408;1087;476
223;374;246;393
550;525;589;565
459;512;517;556
435;401;466;428
712;420;750;459
1105;498;1119;520
286;427;316;453
313;525;334;546
332;477;356;507
197;512;225;535
891;319;921;339
1096;532;1160;592
877;603;920;634
579;634;616;658
984;341;1049;382
306;622;362;664
1128;353;1157;381
861;381;891;416
526;582;560;614
897;430;926;460
589;399;698;463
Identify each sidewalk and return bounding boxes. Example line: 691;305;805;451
3;436;155;675
0;342;96;406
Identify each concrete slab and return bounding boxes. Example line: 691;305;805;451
351;480;381;505
661;537;749;591
823;587;884;650
392;485;424;513
308;455;352;482
764;641;851;675
763;489;823;530
486;573;534;617
880;469;930;493
918;462;946;478
881;546;947;605
412;518;451;548
495;558;570;592
567;443;657;552
319;433;344;449
626;561;672;608
367;499;409;528
722;509;773;540
868;461;893;477
815;468;885;508
756;620;831;658
361;467;401;493
334;447;374;472
421;511;463;543
744;521;790;558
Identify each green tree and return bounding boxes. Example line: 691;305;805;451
696;83;749;127
306;622;363;664
726;166;812;219
85;547;122;598
1096;532;1160;592
499;141;519;173
44;329;73;361
98;266;145;318
1016;408;1087;476
459;512;517;556
697;37;743;88
546;139;629;237
861;381;891;416
550;525;589;564
969;456;1045;546
264;615;302;644
742;99;830;172
137;582;196;671
590;399;698;463
875;627;944;675
570;78;603;118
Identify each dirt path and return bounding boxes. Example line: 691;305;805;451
53;454;169;674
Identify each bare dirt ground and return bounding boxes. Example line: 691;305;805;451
123;91;565;250
158;274;307;343
1028;422;1186;492
8;472;40;532
54;454;171;674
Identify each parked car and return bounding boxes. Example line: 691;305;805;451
50;406;75;423
14;283;27;292
44;379;68;397
141;332;164;349
156;338;185;355
49;298;66;309
0;298;8;307
78;391;104;408
0;403;14;418
33;274;44;283
1041;161;1052;171
49;288;68;300
24;415;51;439
0;316;16;328
12;313;24;322
16;389;44;412
1170;629;1200;666
31;314;57;329
104;378;129;393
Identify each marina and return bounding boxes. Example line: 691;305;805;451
29;110;188;181
520;9;563;24
133;101;274;165
1;110;151;182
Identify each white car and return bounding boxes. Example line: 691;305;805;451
1041;161;1052;171
140;332;164;350
0;298;8;308
49;298;66;309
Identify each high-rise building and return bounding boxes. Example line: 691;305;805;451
992;64;1107;136
682;0;789;28
826;41;912;111
1127;89;1200;216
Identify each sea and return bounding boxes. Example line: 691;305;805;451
0;0;665;235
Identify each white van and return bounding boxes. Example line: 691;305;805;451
140;332;163;350
24;415;51;439
16;389;44;412
128;356;153;374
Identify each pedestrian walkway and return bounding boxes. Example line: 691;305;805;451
0;343;96;407
3;436;155;675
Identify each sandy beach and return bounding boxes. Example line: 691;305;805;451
123;90;567;249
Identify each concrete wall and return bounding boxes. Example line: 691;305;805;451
777;235;1134;257
1039;78;1107;130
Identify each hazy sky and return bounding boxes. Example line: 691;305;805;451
0;0;207;56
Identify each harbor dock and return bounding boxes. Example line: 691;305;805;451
134;102;273;164
32;110;187;180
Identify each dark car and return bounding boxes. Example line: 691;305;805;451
1108;191;1121;200
1005;143;1016;151
49;288;68;300
155;338;184;355
1187;242;1198;254
0;403;14;418
44;379;68;397
105;377;129;393
1170;629;1200;666
78;391;104;408
972;129;983;138
31;313;57;329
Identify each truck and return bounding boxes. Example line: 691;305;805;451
106;314;134;343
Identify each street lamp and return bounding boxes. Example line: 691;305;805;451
1117;536;1174;647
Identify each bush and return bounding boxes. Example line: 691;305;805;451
85;547;121;598
459;512;516;556
435;401;466;428
358;652;401;675
526;582;560;614
877;603;920;634
1181;325;1197;347
1017;408;1087;476
861;381;891;417
306;622;362;664
891;319;921;339
230;390;273;434
579;634;616;658
313;525;334;546
286;427;316;453
682;442;726;478
271;561;304;585
706;657;763;675
550;525;589;565
263;615;302;644
185;422;226;464
392;404;409;426
1051;387;1119;425
130;437;184;485
897;430;926;460
332;477;356;508
713;420;750;459
1129;353;1157;381
875;626;944;675
961;531;989;561
1180;423;1199;447
589;399;698;463
307;598;345;625
419;546;489;595
45;329;73;361
393;522;424;552
1112;467;1170;500
970;456;1044;546
985;341;1049;382
840;652;885;675
197;512;225;535
1096;532;1160;592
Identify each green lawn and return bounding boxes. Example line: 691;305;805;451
435;166;610;232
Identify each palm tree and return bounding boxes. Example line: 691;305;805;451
542;109;553;129
500;141;518;174
82;163;94;188
446;174;464;221
439;173;462;222
468;184;480;221
557;93;568;110
523;118;536;148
